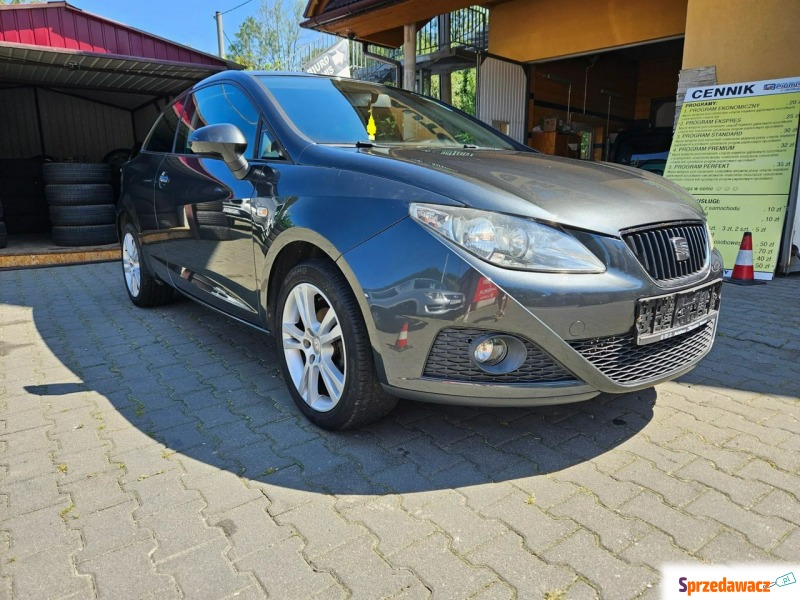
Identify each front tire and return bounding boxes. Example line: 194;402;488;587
121;222;173;308
276;259;397;430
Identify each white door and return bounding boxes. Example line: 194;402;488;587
477;55;528;144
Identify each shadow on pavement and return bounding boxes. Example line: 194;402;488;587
675;279;800;398
10;264;661;495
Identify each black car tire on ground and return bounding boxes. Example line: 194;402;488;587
52;224;117;247
195;200;224;212
195;210;229;227
120;223;173;308
0;201;4;221
42;163;111;185
276;259;398;430
45;184;114;207
197;224;231;241
0;222;7;249
102;148;132;171
49;204;116;226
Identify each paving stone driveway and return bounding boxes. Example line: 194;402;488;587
1;263;799;600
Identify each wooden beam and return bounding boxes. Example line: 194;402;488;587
310;0;476;41
403;23;416;90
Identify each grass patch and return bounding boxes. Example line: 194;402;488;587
137;469;165;481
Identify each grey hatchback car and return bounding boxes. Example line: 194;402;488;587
118;70;723;429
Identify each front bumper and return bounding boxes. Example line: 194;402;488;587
339;217;722;406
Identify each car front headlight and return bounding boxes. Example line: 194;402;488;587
410;203;605;273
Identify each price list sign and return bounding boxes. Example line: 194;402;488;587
664;77;800;279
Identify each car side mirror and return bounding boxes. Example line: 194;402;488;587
188;124;249;179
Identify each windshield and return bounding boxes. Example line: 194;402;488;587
257;75;517;150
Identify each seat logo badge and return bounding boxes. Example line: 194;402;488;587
671;236;690;262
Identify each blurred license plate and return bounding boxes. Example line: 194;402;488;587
635;281;722;345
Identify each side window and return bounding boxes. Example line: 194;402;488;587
143;99;183;153
174;95;197;155
259;125;284;160
181;84;259;157
413;279;438;290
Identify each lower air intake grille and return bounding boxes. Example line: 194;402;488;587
569;321;715;385
423;328;577;384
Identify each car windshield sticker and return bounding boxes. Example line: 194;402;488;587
367;108;377;141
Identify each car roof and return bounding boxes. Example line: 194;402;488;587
190;69;383;96
200;70;364;83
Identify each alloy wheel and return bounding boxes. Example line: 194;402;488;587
281;282;346;412
122;231;141;298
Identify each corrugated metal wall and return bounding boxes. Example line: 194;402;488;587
0;87;43;158
478;56;527;144
0;86;166;161
37;89;133;162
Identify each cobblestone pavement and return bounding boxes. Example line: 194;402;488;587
1;262;799;600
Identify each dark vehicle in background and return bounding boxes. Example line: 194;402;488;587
609;127;673;175
366;277;465;335
117;71;723;430
369;278;465;316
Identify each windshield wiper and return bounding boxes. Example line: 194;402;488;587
462;144;504;149
353;141;495;150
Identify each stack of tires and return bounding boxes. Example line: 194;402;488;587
195;200;231;240
43;163;118;247
0;198;7;249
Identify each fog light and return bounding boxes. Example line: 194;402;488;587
473;337;507;366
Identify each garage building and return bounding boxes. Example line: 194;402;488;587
301;0;800;274
0;1;239;264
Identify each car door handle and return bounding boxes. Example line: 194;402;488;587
158;172;170;187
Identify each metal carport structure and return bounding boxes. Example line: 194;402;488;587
0;1;240;265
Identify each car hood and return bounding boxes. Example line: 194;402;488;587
302;145;705;236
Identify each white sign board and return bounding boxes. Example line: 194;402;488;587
303;39;350;78
664;76;800;280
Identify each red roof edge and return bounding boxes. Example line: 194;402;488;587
0;1;243;70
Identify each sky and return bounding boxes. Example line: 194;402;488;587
66;0;317;58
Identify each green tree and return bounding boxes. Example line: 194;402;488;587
452;68;476;115
227;0;305;71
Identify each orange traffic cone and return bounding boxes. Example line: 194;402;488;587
725;231;765;285
393;322;411;351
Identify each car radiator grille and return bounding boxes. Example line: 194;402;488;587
568;321;715;385
622;222;708;283
423;328;578;384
